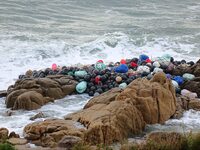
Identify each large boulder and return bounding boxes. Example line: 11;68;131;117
172;95;200;119
186;59;200;77
0;128;9;142
181;77;200;97
172;96;189;119
66;72;176;145
66;100;145;145
6;75;77;110
116;72;176;124
58;136;82;149
7;138;28;145
172;64;190;76
188;99;200;111
23;72;177;147
146;132;185;150
172;59;200;76
23;119;85;148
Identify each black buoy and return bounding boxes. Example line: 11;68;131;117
88;82;94;88
141;72;149;77
39;72;45;78
126;79;132;84
187;61;194;66
170;57;174;63
108;84;113;89
90;86;96;91
84;75;91;82
104;88;109;92
85;88;90;94
181;59;186;64
88;91;94;96
113;83;119;87
100;75;107;82
44;68;51;76
19;75;25;79
96;88;103;94
74;76;80;81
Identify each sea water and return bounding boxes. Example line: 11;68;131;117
0;0;200;136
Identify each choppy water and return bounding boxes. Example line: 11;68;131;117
0;95;89;137
0;0;200;137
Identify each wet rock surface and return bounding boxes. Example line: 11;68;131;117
8;138;28;145
24;119;85;147
181;77;200;97
58;136;82;149
0;90;7;98
24;72;177;147
0;127;9;142
172;95;200;119
30;112;47;121
5;75;77;110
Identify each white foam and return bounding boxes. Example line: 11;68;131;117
146;109;200;133
0;95;89;137
0;32;198;90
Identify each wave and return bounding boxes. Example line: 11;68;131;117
0;32;198;90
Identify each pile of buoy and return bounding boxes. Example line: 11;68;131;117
19;54;198;97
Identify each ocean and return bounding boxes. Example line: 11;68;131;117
0;0;200;137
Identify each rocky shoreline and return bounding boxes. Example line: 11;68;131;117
0;54;200;149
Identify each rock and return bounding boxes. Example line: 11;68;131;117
58;136;82;149
67;101;145;145
24;72;176;146
84;88;122;109
172;96;189;119
24;119;85;147
65;72;176;145
0;128;9;142
12;91;46;110
177;96;190;110
186;59;200;77
181;77;200;97
15;144;51;150
146;132;184;149
6;75;77;110
4;110;15;116
9;131;20;138
189;99;200;111
117;72;176;124
8;138;28;145
172;64;190;76
30;112;47;121
172;59;200;77
25;70;33;78
0;90;7;97
172;95;200;118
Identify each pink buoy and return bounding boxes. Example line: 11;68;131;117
97;60;104;63
120;59;126;64
52;63;57;71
